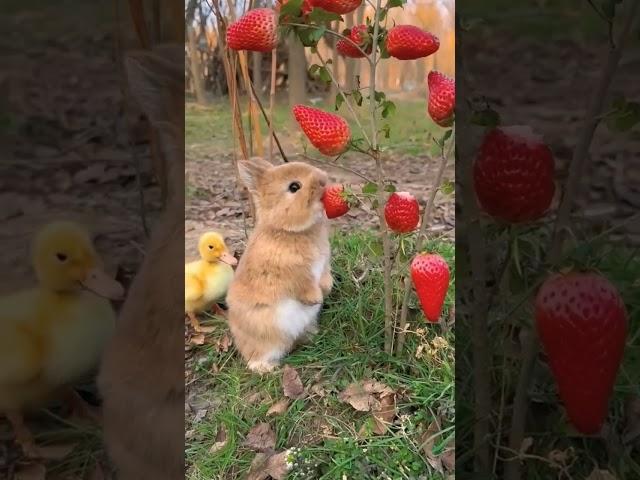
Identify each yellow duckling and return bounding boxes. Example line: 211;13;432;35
185;232;237;332
0;220;123;456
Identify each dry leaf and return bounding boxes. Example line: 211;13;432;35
282;365;304;399
441;448;455;472
420;420;443;473
15;463;46;480
245;423;276;452
190;333;205;345
372;394;396;434
338;379;394;412
267;398;290;417
37;443;76;460
209;426;228;454
246;450;292;480
216;333;232;353
586;469;617;480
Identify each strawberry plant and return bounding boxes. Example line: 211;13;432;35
225;0;455;356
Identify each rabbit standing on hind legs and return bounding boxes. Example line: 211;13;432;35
227;157;333;373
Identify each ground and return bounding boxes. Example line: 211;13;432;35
184;95;456;480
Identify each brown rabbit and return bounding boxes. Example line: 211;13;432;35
226;157;333;373
97;45;184;480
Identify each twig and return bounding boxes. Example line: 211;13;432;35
269;47;277;162
315;49;372;147
299;153;375;183
282;23;374;64
504;4;640;479
395;128;454;355
248;78;289;162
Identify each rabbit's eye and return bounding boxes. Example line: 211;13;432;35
56;253;67;262
288;181;302;193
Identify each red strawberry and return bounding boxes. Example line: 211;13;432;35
384;192;420;233
336;25;371;58
473;126;555;223
535;272;627;434
293;105;351;156
312;0;362;14
411;254;450;323
427;71;455;127
322;184;349;219
386;25;439;60
226;8;278;52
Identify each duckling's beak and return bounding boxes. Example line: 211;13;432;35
219;251;238;267
80;268;125;300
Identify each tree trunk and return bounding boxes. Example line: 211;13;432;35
252;52;263;97
288;35;307;107
330;20;340;98
343;12;355;91
187;26;207;105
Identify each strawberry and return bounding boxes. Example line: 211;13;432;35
226;8;278;53
384;192;420;233
336;25;371;58
322;184;350;219
427;71;455;127
312;0;362;14
292;105;351;156
473;126;555;223
411;254;450;323
385;25;439;60
535;272;627;434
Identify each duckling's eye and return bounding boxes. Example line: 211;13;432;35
56;253;67;262
208;245;213;249
288;181;302;193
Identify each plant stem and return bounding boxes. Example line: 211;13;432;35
269;47;277;162
395;128;454;355
315;49;372;148
504;4;640;479
300;154;375;183
248;78;289;161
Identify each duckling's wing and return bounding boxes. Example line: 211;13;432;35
185;273;204;303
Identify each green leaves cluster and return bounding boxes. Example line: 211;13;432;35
605;95;640;132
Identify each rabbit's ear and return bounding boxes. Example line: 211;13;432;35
238;157;273;192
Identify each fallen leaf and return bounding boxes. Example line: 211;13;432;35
15;463;46;480
310;382;328;398
244;423;276;452
267;398;290;416
37;443;76;460
372;394;396;434
441;447;455;471
586;469;617;480
246;449;293;480
338;379;394;412
282;365;304;399
216;333;232;353
209;426;228;454
420;420;443;473
190;333;205;345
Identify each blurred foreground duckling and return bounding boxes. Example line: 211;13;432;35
0;220;123;456
185;232;237;332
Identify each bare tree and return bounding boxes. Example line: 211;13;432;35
186;0;207;105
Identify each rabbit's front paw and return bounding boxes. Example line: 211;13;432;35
300;285;324;306
319;271;333;295
247;359;278;374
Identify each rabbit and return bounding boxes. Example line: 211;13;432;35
97;45;185;480
226;157;333;373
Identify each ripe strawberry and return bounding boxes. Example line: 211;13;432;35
473;126;555;223
312;0;362;14
292;105;351;156
411;253;450;323
535;272;627;434
336;25;371;58
384;192;420;233
386;25;439;60
226;8;278;53
427;71;455;127
322;184;349;219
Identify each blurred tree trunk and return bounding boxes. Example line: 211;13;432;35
330;20;340;98
186;0;207;105
288;36;306;107
252;52;263;97
343;12;355;91
416;58;426;88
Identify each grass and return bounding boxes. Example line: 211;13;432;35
185;231;455;479
185;96;441;159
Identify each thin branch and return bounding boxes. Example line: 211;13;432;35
504;4;640;480
395;128;455;355
315;49;372;147
299;153;375;183
269;47;277;162
248;79;289;162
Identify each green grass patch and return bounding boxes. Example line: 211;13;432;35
186;231;455;479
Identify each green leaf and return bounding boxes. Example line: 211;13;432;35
429;141;441;157
308;64;321;76
280;0;303;17
470;106;501;127
352;90;363;106
318;66;332;84
374;91;386;103
335;92;345;111
355;75;361;88
381;100;396;118
605;100;640;132
440;180;454;195
381;124;391;139
378;39;390;59
386;0;405;7
384;183;396;193
441;129;453;143
362;182;378;194
308;7;343;23
297;25;326;46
